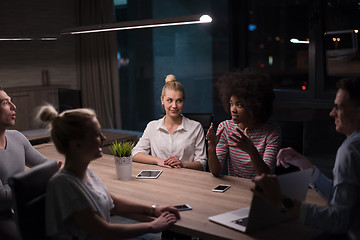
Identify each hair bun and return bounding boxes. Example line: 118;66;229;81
37;104;58;123
165;74;177;84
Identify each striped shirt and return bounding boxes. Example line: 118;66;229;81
216;120;281;178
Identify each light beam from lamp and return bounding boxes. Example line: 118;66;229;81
62;14;212;35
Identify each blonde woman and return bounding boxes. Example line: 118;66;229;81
132;74;207;171
37;105;179;240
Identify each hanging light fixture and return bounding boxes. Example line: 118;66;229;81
61;14;212;35
0;36;58;41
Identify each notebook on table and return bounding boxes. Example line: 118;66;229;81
208;169;312;233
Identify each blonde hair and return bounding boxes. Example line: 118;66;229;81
37;105;96;155
161;74;185;100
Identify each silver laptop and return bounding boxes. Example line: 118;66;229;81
209;169;312;233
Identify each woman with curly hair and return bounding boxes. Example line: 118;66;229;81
206;69;281;178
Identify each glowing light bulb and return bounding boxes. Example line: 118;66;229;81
200;15;212;23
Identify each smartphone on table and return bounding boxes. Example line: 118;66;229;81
212;184;231;193
174;204;192;211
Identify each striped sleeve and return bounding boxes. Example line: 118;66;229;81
262;124;282;173
216;121;229;169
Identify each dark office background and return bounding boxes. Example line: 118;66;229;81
114;0;360;130
112;0;359;177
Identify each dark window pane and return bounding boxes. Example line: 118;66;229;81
324;0;360;91
247;0;309;92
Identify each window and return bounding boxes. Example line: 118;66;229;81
245;0;360;104
324;0;360;91
247;0;310;92
115;0;228;131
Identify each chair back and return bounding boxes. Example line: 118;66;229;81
8;160;58;240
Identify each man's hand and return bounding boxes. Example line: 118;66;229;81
277;147;313;170
252;174;283;208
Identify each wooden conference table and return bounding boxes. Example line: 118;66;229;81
34;143;326;240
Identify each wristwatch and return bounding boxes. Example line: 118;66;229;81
150;204;158;216
281;198;294;212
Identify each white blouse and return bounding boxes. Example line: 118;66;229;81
132;115;207;170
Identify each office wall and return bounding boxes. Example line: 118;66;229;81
0;0;78;89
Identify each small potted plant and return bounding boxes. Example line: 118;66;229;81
109;141;135;180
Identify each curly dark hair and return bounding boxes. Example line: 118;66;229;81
216;68;275;123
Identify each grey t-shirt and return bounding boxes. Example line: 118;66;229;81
0;130;48;214
46;168;114;240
